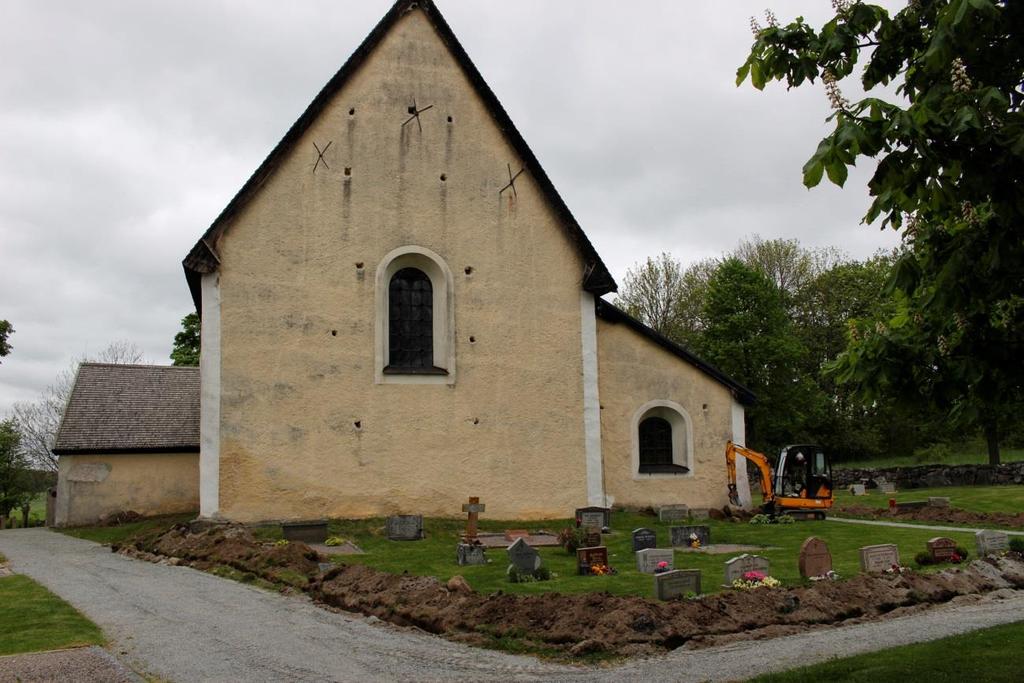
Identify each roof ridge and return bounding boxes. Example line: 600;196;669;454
79;362;198;370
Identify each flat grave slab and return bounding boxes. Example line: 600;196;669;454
675;543;772;555
476;532;560;548
309;541;365;556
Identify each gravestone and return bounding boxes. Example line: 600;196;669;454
281;520;328;544
690;508;710;520
879;482;897;494
576;546;609;575
632;528;657;552
849;484;866;496
724;554;771;584
583;529;602;548
636;548;674;574
456;543;487;566
654;569;702;600
670;525;710;548
928;497;951;508
658;504;689;523
859;543;900;572
975;529;1009;555
897;500;928;510
927;537;958;563
462;496;486;541
576;506;611;530
798;536;833;578
387;515;424;541
506;538;541;572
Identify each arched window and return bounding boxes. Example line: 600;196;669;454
638;417;673;469
387;268;433;370
632;400;693;476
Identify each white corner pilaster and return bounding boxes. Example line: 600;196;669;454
731;399;753;508
199;273;221;518
580;292;605;506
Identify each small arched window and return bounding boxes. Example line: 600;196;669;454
638;417;673;469
387;267;434;371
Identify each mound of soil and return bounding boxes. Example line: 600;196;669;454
838;504;1024;529
117;523;1024;658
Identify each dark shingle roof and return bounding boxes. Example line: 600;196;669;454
53;363;200;455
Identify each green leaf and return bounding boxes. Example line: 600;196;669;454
736;61;751;87
953;0;970;26
826;159;849;187
750;60;766;90
803;159;824;187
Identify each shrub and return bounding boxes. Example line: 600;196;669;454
955;547;970;562
557;527;589;553
506;565;552;583
1009;538;1024;553
915;551;934;566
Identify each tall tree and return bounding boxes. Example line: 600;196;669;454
10;341;145;471
170;312;200;367
0;418;32;528
614;254;687;338
739;0;1024;463
0;320;12;363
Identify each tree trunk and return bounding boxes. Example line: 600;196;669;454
21;505;30;528
984;418;1001;466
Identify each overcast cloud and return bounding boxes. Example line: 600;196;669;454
0;0;904;415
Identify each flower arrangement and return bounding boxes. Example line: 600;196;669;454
654;561;671;574
274;539;290;547
808;570;839;581
689;533;702;549
324;536;345;547
884;563;908;574
589;563;617;576
732;570;781;590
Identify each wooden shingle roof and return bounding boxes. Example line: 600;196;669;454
53;363;200;455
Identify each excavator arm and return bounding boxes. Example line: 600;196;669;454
725;440;775;506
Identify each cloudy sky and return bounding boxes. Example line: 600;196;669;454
0;0;904;414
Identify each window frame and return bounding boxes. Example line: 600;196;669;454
375;246;455;385
630;400;694;479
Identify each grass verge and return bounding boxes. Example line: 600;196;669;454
834;485;1024;516
56;514;194;545
0;574;105;656
749;619;1024;682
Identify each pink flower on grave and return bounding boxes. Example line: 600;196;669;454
657;561;669;569
743;571;766;582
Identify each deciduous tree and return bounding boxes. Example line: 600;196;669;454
170;312;200;367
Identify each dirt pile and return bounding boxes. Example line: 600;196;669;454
838;504;1024;529
312;555;1024;656
115;523;321;588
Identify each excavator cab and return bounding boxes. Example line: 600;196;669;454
773;444;832;517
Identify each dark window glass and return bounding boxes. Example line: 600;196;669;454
639;417;673;467
388;268;433;369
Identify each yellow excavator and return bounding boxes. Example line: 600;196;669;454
725;441;833;519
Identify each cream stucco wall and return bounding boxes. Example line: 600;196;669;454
596;318;735;510
208;8;591;522
55;453;199;527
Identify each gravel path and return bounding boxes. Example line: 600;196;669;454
827;516;1024;535
2;528;1024;682
0;646;139;683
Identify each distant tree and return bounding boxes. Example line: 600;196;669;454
170;312;200;367
0;320;13;363
11;341;145;472
693;259;819;452
614;254;686;338
739;0;1024;464
733;235;841;306
0;418;32;528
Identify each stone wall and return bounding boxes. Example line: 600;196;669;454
835;462;1024;489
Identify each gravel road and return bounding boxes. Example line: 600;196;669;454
2;528;1024;682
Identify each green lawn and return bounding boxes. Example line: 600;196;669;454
750;619;1024;682
0;574;105;656
838;441;1024;469
57;513;194;545
834;485;1024;515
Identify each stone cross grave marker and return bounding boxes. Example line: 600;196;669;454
462;497;485;541
670;525;710;548
927;537;958;563
654;569;701;600
636;548;674;574
658;505;688;523
724;554;771;584
456;543;487;566
859;543;900;573
575;506;611;531
506;538;541;573
849;483;866;496
576;546;609;575
928;497;951;508
387;514;424;541
975;529;1009;555
798;536;832;578
632;528;657;552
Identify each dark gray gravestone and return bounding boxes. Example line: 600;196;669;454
636;548;674;574
927;537;957;563
576;546;609;575
632;528;657;552
975;529;1009;555
583;529;602;548
282;520;328;544
654;569;701;600
575;506;611;530
670;525;710;548
506;538;541;572
723;554;771;584
798;536;832;578
859;543;900;573
387;515;424;541
456;543;487;566
658;505;688;523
